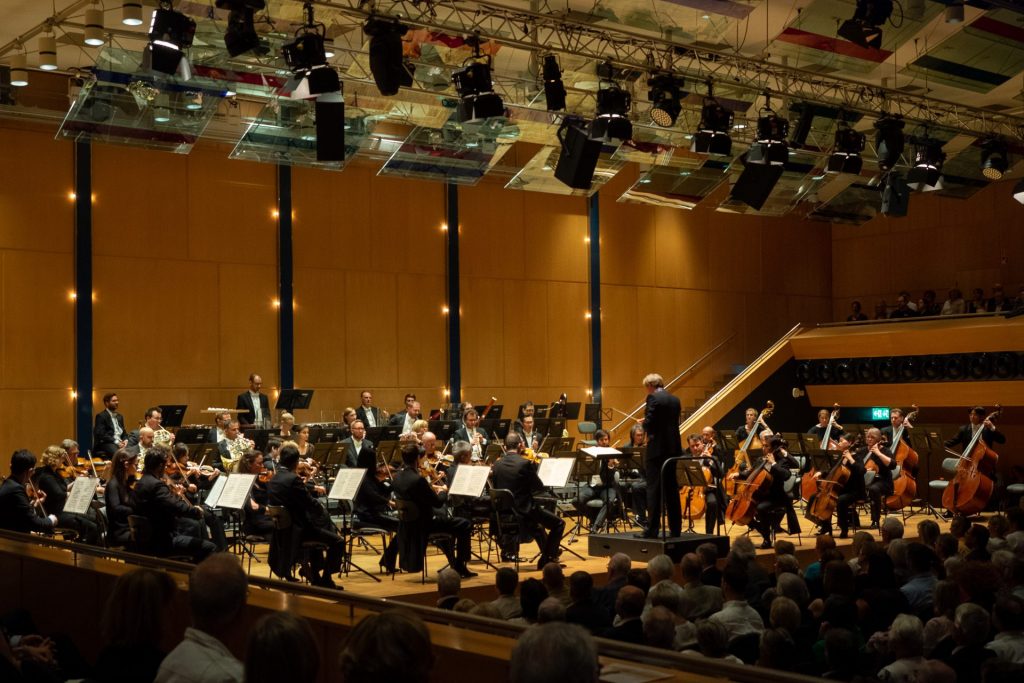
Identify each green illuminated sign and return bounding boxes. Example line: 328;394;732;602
871;407;890;421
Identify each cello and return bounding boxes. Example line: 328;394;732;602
678;441;710;520
942;405;1001;517
725;447;775;527
726;401;773;496
885;406;919;510
805;437;859;527
801;403;840;501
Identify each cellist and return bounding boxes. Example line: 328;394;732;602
752;433;798;549
686;434;723;535
815;433;862;538
944;407;1005;480
860;428;896;529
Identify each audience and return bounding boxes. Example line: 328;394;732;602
510;623;598;683
566;571;612;634
709;562;764;641
244;612;318;683
436;568;461;610
489;567;522;620
338;609;434;683
680;552;723;620
595;553;631;618
94;568;177;683
601;585;645;645
542;562;571;606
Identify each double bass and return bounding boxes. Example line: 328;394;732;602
885;407;919;510
805;438;858;526
801;403;841;501
942;405;1001;517
726;401;773;496
725;450;775;526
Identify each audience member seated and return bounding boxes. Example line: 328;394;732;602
536;598;567;625
681;620;744;665
601;585;645;645
680;552;723;620
93;568;177;683
565;571;612;634
542;562;571;606
626;567;652;596
877;614;927;683
244;612;318;683
758;627;798;671
643;606;677;650
489;568;522;620
709;562;765;642
932;602;995;681
986;596;1024;664
337;610;434;683
510;622;598;683
647;581;696;650
512;578;549;626
436;568;461;610
595;553;631;619
697;542;723;587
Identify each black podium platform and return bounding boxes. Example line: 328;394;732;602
587;531;730;563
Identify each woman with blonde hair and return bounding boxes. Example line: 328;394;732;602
32;445;100;544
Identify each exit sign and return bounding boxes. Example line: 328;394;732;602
871;407;890;421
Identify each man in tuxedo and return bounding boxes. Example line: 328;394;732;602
93;392;128;457
639;373;682;539
515;415;542;451
209;411;231;444
217;420;244;471
945;406;1006;455
388;399;421;433
0;449;58;533
132;447;214;561
453;409;488;460
355;391;382;429
236;373;270;427
491;433;565;570
341;420;375;469
125;427;154;458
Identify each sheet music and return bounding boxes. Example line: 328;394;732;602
204;474;228;508
328;468;366;501
63;477;98;516
449;466;490;497
217;474;256;510
538;457;575;488
582;446;622;457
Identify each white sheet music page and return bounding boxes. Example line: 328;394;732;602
63;477;98;515
582;446;621;457
204;474;228;508
449;466;489;497
328;468;366;501
538;457;575;488
217;474;256;510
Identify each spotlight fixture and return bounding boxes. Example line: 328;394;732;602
691;83;733;156
837;0;893;49
542;54;566;111
647;73;685;127
589;81;632;142
554;115;602;190
9;53;28;87
364;17;413;96
1013;178;1024;204
945;3;964;23
122;2;144;26
980;138;1008;180
747;99;789;165
84;7;106;46
827;124;865;174
38;35;58;71
451;45;504;122
874;114;904;172
283;3;340;98
216;0;267;57
906;135;945;188
144;1;196;76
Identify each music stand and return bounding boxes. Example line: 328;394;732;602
158;405;187;428
275;389;314;412
553;437;575;452
548;418;567;437
191;443;220;468
676;459;709;532
176;427;209;444
800;433;823;454
483;444;504;466
429;420;456;442
564;454;600;545
534;405;549;418
481;404;504;420
722;433;740;451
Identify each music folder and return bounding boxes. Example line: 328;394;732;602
327;468;366;502
448;466;489;498
581;446;621;458
539;457;575;488
158;405;187;428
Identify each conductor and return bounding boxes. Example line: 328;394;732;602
638;373;683;539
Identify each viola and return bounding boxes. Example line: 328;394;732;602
943;405;1001;517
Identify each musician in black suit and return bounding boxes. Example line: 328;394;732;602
388;399;421;433
684;434;723;535
880;408;913;447
340;420;375;469
353;460;399;572
236;373;271;427
751;434;798;549
818;434;863;539
132;447;215;562
0;450;57;534
860;427;896;529
491;433;565;570
267;444;344;588
452;409;488;460
945;406;1005;458
639;373;683;539
391;444;477;578
93;392;128;457
31;445;100;544
355;390;383;429
209;411;231;445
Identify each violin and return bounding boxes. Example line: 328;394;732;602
257;469;273;484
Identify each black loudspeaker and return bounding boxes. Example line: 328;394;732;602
796;361;813;385
968;353;992;380
881;174;909;217
730;162;784;210
944;354;966;380
877;357;897;382
993;352;1019;379
314;98;345;162
835;360;854;384
922;356;943;380
855;357;876;383
897;356;920;382
814;360;834;384
554;121;602;190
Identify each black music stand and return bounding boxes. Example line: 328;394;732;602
275;389;314;412
550;401;581;420
800;433;823;454
583;403;603;424
676;459;709;533
176;427;209;444
480;404;504;420
617;447;647;529
159;405;187;428
429;420;457;442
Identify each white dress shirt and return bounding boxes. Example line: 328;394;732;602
249;391;262;424
155;627;243;683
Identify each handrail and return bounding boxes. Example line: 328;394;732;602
607;333;737;436
816;310;1004;328
0;528;827;683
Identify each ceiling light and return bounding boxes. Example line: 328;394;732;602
364;17;413;96
748;100;789;165
827;125;865;174
980;138;1008;180
945;3;964;24
647;73;685;127
837;0;893;49
907;136;945;188
323;37;335;59
38;35;58;71
874;114;904;172
144;2;196;76
452;57;504;122
122;2;143;26
84;8;106;46
216;0;267;57
691;90;733;156
589;81;632;142
542;54;566;111
554;115;602;190
283;3;340;99
9;54;28;87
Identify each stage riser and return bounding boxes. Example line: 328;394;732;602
588;532;730;563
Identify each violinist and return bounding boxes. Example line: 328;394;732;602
31;445;100;544
104;449;137;546
353;456;399;573
574;430;619;530
340;420;375;469
169;443;219;496
293;425;314;458
168;444;228;552
453;409;488;461
0;449;58;534
860;427;896;529
420;431;448;483
686;434;723;535
239;450;273;539
751;434;798;550
880;408;913;447
944;407;1005;465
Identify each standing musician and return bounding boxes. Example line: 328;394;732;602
267;443;345;588
236;373;270;427
453;409;489;461
0;449;58;534
491;433;566;570
516;414;542;451
392;444;477;578
355;390;382;429
574;430;619;530
638;373;683;540
104;449;137;546
734;407;760;444
31;445;100;544
93;392;128;457
944;407;1005;469
880;408;913;447
751;434;798;549
807;409;832;442
685;434;723;535
860;427;896;529
353;457;399;573
341;419;375;469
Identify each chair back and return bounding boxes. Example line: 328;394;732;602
394;498;420;523
266;505;292;531
577;421;597;436
127;514;153;550
490;488;516;514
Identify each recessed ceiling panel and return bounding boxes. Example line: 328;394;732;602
379;119;516;185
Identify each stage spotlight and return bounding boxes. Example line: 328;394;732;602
874;114;904;172
907;136;945;188
590;82;632;142
691;92;733;156
746;102;789;165
837;0;893;49
314;93;345;162
216;0;267;57
38;35;58;71
980;138;1008;180
945;3;964;23
881;172;909;217
122;2;143;26
827;125;865;174
451;57;504;122
9;53;28;87
283;4;340;99
542;54;566;111
364;17;413;96
647;73;684;127
84;7;106;46
145;1;196;76
553;116;602;190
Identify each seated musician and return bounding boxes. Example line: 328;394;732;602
277;412;295;440
93;392;128;457
453;409;489;461
353;455;399;573
751;434;798;550
420;431;447;482
685;434;722;535
388;397;421;433
807;409;831;442
103;449;137;546
169;443;219;495
574;430;619;531
492;433;566;571
516;415;542;451
391;444;477;578
622;424;648;527
132;445;216;562
238;450;273;539
861;427;896;529
31;445;100;544
0;449;58;534
166;445;228;552
944;407;1005;474
217;420;247;471
127;407;174;448
267;444;345;588
813;433;861;538
341;419;375;469
126;427;154;458
881;408;913;447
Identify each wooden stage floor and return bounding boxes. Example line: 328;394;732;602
239;505;955;604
